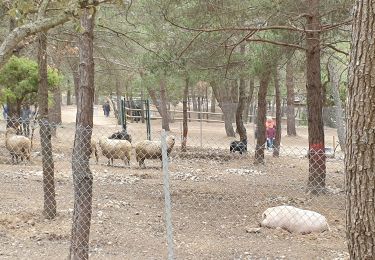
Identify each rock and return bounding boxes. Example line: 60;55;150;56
246;227;261;234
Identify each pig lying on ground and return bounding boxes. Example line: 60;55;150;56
260;205;329;234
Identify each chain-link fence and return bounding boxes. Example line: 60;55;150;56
0;114;347;259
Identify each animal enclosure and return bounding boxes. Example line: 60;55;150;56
0;107;347;259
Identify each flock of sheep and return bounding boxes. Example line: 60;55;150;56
4;127;176;168
96;129;176;167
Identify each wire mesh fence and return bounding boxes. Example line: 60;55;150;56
0;116;347;259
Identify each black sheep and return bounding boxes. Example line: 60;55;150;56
108;130;132;143
230;139;247;154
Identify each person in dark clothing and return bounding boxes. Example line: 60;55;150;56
21;105;32;137
102;101;111;117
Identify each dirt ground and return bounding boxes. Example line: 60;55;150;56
0;105;347;259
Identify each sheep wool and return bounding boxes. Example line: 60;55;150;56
99;137;132;166
261;205;329;234
135;135;175;168
5;128;31;164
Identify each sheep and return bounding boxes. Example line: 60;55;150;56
260;205;329;234
108;129;132;143
5;127;31;164
98;137;132;166
135;135;175;168
90;139;99;163
230;139;247;154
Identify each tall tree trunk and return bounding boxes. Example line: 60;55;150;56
212;84;236;137
73;69;79;105
115;78;121;124
205;87;209;120
192;91;197;112
67;88;72;105
70;7;95;260
286;59;297;136
236;45;247;141
273;68;282;157
244;78;255;123
6;18;21;129
37;31;56;220
328;62;345;151
255;73;269;163
159;76;170;131
346;1;375;258
210;90;216;113
182;76;189;152
49;86;62;137
305;0;326;194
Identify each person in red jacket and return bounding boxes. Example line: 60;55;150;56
266;125;276;150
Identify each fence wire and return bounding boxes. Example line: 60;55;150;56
0;116;347;259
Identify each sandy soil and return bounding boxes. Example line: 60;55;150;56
0;105;347;259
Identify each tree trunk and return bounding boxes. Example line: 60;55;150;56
73;69;79;105
255;73;269;163
236;79;247;140
346;1;375;258
286;58;297;136
67;88;72;105
182;76;189;152
211;83;236;137
221;101;236;137
37;31;56;220
305;0;326;194
49;86;62;137
244;78;255;123
115;78;121;125
328;62;345;151
69;7;95;260
210;90;216;113
273;68;282;157
159;76;170;131
236;46;247;141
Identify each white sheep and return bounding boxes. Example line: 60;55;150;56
98;137;131;166
260;205;329;234
5;127;31;164
135;135;175;168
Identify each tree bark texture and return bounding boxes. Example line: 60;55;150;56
305;0;326;194
49;85;62;137
182;76;189;152
159;76;170;131
235;45;247;141
328;62;346;151
273;68;282;157
286;59;297;136
255;73;270;163
37;31;56;220
210;89;216;113
70;7;95;260
243;78;255;123
67;89;72;105
211;82;236;137
346;1;375;258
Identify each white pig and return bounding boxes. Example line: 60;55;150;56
260;205;329;234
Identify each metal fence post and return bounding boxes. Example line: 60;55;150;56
121;97;126;131
161;130;174;260
200;111;203;147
